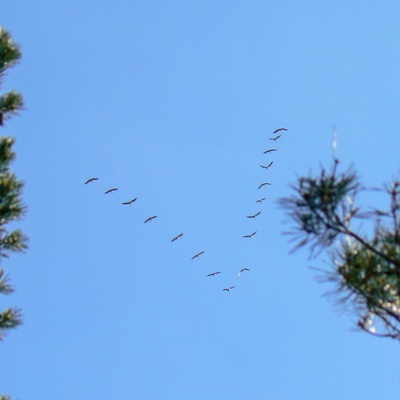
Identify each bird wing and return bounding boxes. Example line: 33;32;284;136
192;251;204;259
85;177;98;184
171;233;183;242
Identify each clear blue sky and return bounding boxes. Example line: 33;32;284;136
2;2;400;399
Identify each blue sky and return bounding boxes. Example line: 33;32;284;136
1;1;400;399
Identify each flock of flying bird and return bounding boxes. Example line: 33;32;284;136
84;127;288;293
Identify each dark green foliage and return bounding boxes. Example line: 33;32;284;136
280;159;400;341
0;308;22;332
0;91;23;126
0;27;22;127
0;27;26;348
0;269;13;294
281;160;360;253
0;27;21;72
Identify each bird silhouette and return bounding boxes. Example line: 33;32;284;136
273;127;288;134
246;211;261;219
269;134;281;142
171;233;183;242
258;182;271;189
260;161;273;170
207;272;221;277
243;231;257;239
122;198;137;206
238;268;250;276
84;177;99;185
191;251;204;259
144;215;157;223
256;197;266;203
263;148;277;154
104;188;118;194
223;286;235;292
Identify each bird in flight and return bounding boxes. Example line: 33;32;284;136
243;231;257;239
104;188;118;194
122;198;137;206
269;134;281;142
260;161;273;170
207;271;221;277
256;197;266;203
246;211;261;219
144;215;157;223
223;286;235;292
84;177;99;185
171;233;184;242
263;148;277;154
273;127;288;134
238;268;250;276
191;251;204;259
258;182;271;189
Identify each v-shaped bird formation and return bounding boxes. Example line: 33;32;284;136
84;127;288;294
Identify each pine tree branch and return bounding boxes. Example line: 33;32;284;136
0;27;21;76
330;217;400;268
0;269;13;294
0;307;22;339
280;158;400;342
